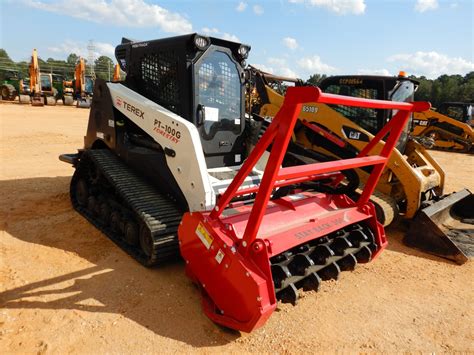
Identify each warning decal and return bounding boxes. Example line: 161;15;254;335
196;223;213;249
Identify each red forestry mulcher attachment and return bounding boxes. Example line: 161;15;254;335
179;86;430;332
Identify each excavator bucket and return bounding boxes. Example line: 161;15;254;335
31;94;44;106
406;189;474;264
179;86;430;332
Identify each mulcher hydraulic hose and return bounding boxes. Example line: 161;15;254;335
270;223;377;304
70;149;183;266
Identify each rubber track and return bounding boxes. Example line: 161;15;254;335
70;149;183;266
271;223;378;304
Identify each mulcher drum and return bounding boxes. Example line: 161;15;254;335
70;149;182;266
270;223;377;304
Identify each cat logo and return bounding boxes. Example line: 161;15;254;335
349;131;361;140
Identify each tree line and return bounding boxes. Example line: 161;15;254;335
0;49;116;81
1;48;472;108
307;72;474;108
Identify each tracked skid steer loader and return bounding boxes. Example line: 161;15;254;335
60;34;430;332
249;68;474;264
412;104;474;153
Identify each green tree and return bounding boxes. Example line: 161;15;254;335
67;53;79;65
94;55;114;80
306;74;327;86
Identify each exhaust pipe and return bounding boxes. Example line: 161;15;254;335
405;189;474;264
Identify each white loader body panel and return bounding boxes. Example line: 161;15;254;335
108;83;215;211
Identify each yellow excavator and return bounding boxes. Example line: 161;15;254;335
20;49;57;106
74;57;94;108
27;49;44;106
247;67;473;263
113;63;121;82
412;102;474;152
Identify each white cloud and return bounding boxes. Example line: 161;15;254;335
450;2;458;8
201;27;240;42
252;63;274;74
387;51;474;78
262;57;298;78
236;1;247;11
414;0;438;12
282;37;298;50
48;40;115;59
297;55;337;74
253;4;264;15
357;68;391;76
268;57;287;67
289;0;366;15
23;0;192;33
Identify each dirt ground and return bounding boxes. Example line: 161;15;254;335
1;102;473;354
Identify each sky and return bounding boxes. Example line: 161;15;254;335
0;0;473;79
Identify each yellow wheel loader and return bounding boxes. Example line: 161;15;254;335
248;67;474;264
412;102;474;152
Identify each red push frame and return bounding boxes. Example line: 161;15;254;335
209;86;430;254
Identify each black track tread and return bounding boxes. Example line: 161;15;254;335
271;223;378;303
70;149;183;266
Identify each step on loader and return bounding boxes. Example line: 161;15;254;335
60;34;429;332
248;68;474;264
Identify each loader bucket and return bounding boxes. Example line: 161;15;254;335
179;86;431;332
405;189;474;264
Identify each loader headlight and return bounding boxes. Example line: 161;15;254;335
194;35;210;50
238;45;250;59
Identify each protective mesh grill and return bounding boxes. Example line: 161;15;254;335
325;85;379;133
140;51;180;113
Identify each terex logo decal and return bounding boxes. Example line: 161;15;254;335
119;100;145;119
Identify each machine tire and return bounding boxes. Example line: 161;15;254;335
370;190;399;227
19;94;31;104
75;179;89;207
63;95;74;106
124;221;139;246
139;226;154;257
45;96;57;106
1;84;16;101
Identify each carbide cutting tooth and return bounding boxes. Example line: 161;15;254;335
355;245;373;263
301;272;321;292
271;264;292;289
347;230;369;247
330;237;353;256
288;254;314;276
336;253;358;271
278;283;299;305
318;262;341;280
310;245;335;265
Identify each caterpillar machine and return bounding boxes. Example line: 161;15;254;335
60;34;430;332
74;57;94;108
412;101;474;152
248;68;473;264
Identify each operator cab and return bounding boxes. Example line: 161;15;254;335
438;102;474;126
319;73;418;152
115;34;250;168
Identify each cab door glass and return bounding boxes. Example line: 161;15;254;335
196;50;242;138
